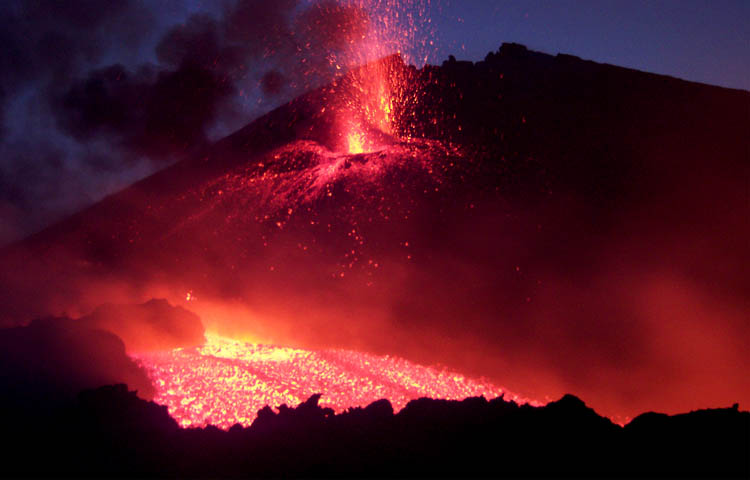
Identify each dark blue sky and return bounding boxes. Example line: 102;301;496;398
426;0;748;90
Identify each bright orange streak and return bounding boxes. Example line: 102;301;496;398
134;335;534;429
347;131;366;154
328;1;436;154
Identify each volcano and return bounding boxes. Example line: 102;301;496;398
1;43;748;430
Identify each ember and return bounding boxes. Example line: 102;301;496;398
134;334;531;429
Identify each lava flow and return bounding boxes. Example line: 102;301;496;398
134;334;529;429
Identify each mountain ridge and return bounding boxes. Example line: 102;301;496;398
6;42;747;253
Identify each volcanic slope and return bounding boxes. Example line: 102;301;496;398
1;44;748;421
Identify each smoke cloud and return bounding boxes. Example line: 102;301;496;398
0;0;371;246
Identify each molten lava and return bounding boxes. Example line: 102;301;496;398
134;334;530;429
347;131;366;154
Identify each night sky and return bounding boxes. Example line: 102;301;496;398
431;0;749;91
0;0;747;246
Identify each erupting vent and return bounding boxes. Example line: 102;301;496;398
134;335;525;429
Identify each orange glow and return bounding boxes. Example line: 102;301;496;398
321;1;436;154
133;334;536;429
347;131;366;154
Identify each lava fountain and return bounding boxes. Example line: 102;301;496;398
309;0;436;154
134;334;531;429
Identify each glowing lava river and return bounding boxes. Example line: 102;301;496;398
133;334;527;429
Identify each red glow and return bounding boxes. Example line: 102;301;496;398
134;334;536;429
314;1;435;154
332;56;406;154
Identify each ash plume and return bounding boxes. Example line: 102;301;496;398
0;0;371;245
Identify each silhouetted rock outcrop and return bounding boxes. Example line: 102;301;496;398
0;298;205;419
1;384;746;477
0;320;154;415
80;298;206;352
